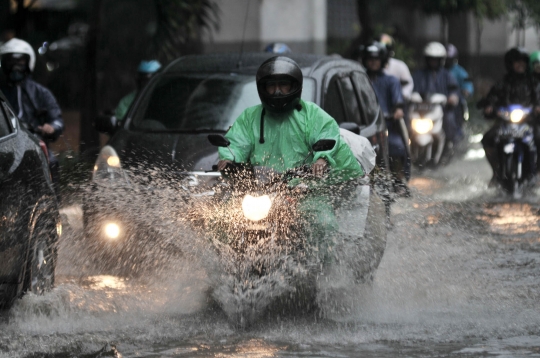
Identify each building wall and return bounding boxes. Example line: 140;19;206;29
202;0;326;54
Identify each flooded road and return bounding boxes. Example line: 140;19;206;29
3;140;540;357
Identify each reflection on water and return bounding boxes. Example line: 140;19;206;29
479;203;540;238
409;177;444;195
463;148;485;161
84;275;128;290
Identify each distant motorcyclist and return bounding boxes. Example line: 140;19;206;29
412;42;461;147
114;60;161;121
360;41;410;195
217;56;364;261
530;51;540;82
478;47;540;186
0;38;64;194
379;33;414;101
445;43;474;137
264;42;292;54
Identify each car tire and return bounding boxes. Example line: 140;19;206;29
23;203;58;295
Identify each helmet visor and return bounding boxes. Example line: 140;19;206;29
264;79;292;95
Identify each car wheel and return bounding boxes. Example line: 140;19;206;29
24;212;58;295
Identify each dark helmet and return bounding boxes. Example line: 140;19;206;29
256;56;303;114
361;41;389;68
504;47;530;73
446;43;458;60
445;43;458;68
264;42;292;54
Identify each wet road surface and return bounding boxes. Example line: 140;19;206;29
3;138;540;357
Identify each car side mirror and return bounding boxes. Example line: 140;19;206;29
95;114;117;134
312;139;336;152
208;134;230;147
339;122;361;135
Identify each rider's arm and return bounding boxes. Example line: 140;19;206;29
389;76;405;119
396;59;414;100
306;104;340;168
218;107;255;163
38;86;64;141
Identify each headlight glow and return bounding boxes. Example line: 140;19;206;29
93;145;129;186
104;223;120;240
242;194;272;222
106;156;121;167
411;118;434;134
510;109;524;123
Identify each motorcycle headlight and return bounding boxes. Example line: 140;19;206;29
242;194;272;222
92;145;130;186
411;118;434;134
510;109;525;123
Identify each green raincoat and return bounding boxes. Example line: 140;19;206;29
218;100;363;180
218;99;364;263
114;91;137;121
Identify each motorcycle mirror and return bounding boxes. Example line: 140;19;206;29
339;122;361;134
312;139;336;152
208;134;230;147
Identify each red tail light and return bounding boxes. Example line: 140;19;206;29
39;140;50;163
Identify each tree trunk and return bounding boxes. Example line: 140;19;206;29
79;0;102;155
345;0;375;59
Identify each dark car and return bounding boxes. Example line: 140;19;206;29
0;91;60;308
84;53;387;267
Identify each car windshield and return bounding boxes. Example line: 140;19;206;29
131;73;315;132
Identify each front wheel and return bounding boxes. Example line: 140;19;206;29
24;211;58;295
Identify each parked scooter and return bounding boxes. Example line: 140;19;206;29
409;92;447;168
493;104;536;199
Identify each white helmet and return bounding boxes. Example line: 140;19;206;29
0;38;36;72
423;41;447;58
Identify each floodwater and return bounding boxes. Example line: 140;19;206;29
3;139;540;357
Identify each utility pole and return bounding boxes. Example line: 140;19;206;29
79;0;102;156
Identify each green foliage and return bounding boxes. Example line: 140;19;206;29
152;0;220;63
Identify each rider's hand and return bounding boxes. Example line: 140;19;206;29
448;94;459;107
37;123;55;135
217;160;232;171
484;106;493;115
312;158;328;178
393;108;404;120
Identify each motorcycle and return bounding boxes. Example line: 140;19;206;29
409;92;447;168
494;104;536;199
190;134;387;327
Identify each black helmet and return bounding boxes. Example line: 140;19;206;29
361;41;389;69
256;56;303;114
504;47;530;73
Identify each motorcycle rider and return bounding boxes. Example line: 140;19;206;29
379;33;414;101
360;41;410;195
217;56;364;262
0;38;64;195
479;47;540;186
445;43;474;137
412;42;461;148
114;60;161;121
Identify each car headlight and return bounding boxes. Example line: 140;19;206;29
93;145;130;186
411;118;434;134
242;194;272;222
510;109;525;123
